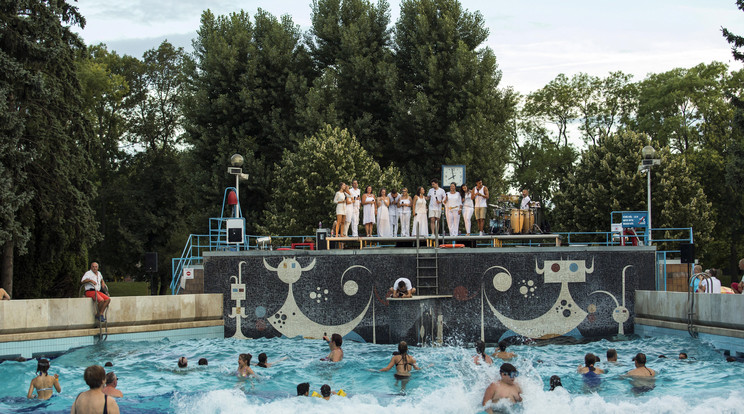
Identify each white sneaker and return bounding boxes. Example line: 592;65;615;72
479;231;484;236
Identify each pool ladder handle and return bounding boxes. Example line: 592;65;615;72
686;269;702;339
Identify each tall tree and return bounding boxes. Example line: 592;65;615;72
552;131;713;253
0;0;100;297
306;0;397;160
392;0;512;188
262;125;402;235
184;9;310;234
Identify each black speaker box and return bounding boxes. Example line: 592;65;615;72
144;252;158;273
680;243;695;264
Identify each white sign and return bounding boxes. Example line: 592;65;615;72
181;267;195;289
611;223;622;233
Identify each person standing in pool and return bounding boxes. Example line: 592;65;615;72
380;341;421;379
71;365;120;414
237;353;255;377
27;358;61;399
103;372;123;398
256;353;287;368
322;334;343;362
578;353;603;388
474;340;493;366
627;353;655;377
492;341;516;360
482;363;522;412
606;349;618;362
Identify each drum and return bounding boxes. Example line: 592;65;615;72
522;209;535;233
510;208;524;234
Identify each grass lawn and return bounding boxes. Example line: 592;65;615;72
106;281;150;297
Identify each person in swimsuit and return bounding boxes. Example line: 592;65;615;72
256;353;287;368
606;348;618;362
27;358;61;400
549;375;563;391
578;353;603;388
102;372;123;398
380;341;421;379
71;365;120;414
177;357;187;369
474;340;493;366
297;382;310;396
237;353;255;377
492;341;516;360
320;384;332;400
482;363;522;413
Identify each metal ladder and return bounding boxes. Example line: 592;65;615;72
415;232;439;295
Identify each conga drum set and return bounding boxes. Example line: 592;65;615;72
489;196;542;234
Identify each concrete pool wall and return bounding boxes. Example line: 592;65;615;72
0;294;224;359
204;246;657;344
635;290;744;356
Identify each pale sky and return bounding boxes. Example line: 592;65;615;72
74;0;743;94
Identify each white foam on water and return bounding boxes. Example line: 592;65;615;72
171;378;744;414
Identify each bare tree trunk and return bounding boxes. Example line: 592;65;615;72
1;240;13;296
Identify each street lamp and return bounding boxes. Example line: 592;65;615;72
227;154;250;218
638;145;661;245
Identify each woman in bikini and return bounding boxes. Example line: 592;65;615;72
237;353;255;377
380;341;420;379
27;358;61;399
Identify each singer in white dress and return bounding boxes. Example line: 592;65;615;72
398;188;412;237
460;184;474;235
443;182;462;236
412;186;429;237
362;186;376;236
333;182;347;237
377;188;392;237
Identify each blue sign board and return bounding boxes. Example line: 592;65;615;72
621;212;648;228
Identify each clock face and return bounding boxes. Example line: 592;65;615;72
442;165;466;187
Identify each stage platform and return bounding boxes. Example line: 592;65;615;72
326;233;560;249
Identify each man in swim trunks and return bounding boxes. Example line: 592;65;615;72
491;341;516;360
482;363;522;412
103;372;123;398
81;262;111;322
388;277;416;298
322;333;343;362
71;365;120;414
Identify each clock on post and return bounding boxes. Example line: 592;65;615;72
441;165;466;187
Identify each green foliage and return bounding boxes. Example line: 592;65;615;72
391;0;512;188
184;9;311;233
1;0;100;297
262;125;402;235
552;131;713;253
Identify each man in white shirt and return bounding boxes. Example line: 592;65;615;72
349;180;361;237
81;262;111;322
520;189;531;210
473;178;489;236
427;179;446;236
699;269;722;294
388;189;401;237
388;277;416;298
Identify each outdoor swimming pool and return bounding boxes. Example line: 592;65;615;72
0;334;741;413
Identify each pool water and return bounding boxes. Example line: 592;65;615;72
0;335;742;413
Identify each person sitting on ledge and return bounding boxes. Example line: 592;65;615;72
0;287;10;300
321;333;344;362
103;372;123;398
388;277;416;298
81;262;111;323
492;341;516;360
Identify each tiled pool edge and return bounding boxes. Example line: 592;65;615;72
0;324;224;359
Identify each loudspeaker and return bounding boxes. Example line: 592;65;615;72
680;243;695;264
144;252;158;273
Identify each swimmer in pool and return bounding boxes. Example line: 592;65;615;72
491;341;516;360
473;340;493;366
577;353;605;374
27;358;61;400
380;341;421;379
320;384;332;400
625;353;656;394
103;372;123;398
71;365;120;414
549;375;563;391
482;363;522;412
297;382;310;396
237;353;255;377
177;357;188;369
606;348;618;362
679;352;688;360
322;333;344;362
256;352;287;368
